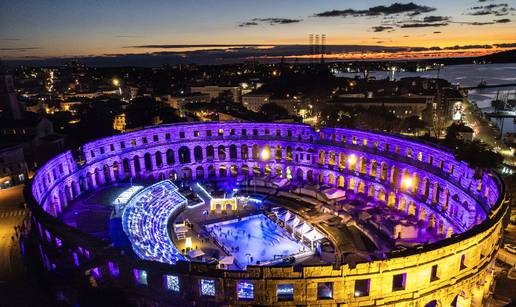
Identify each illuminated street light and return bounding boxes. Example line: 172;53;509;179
260;147;270;161
402;177;413;190
348;154;357;165
112;78;120;86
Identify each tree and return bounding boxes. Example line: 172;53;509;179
260;103;289;119
401;116;427;135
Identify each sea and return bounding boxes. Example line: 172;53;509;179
336;63;516;133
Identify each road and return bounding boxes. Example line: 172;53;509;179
462;98;516;166
0;185;39;305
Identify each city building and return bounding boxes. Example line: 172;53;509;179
190;85;242;103
0;144;28;189
328;96;434;122
113;113;126;132
242;93;270;112
162;93;211;110
0;72;25;120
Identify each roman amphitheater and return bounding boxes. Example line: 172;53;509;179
24;122;510;306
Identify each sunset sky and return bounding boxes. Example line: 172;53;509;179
1;0;515;63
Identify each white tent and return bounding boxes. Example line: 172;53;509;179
272;177;289;188
187;249;205;258
219;255;235;265
323;188;346;200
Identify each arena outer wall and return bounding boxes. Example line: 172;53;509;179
24;122;510;306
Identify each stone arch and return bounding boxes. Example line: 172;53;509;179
180;167;192;180
419;207;427;221
230;165;238;177
208;165;216;178
286;146;293;162
285;166;293;180
274;145;282;161
252;144;260;160
387;191;396;208
194;146;203;162
264;164;271;176
370;160;377;177
328;151;336;166
158;172;165;180
422;178;429;197
348;177;356;191
357;181;366;194
398;197;407;212
123;158;130;174
166;149;175;165
424;300;441;307
275;166;282;177
412;172;420;194
307;170;314;182
178;146;191;164
219;165;227;177
328;173;335;185
359;157;367;174
318;149;325;165
253;165;261;175
408;201;416;216
196;166;204;180
339;153;347;169
206;145;215;161
296;169;304;181
218;145;226;160
169;170;178;180
155;151;163;167
390;165;399;185
241;164;249;176
367;185;375;197
380;162;388;181
144;153;152;171
337;176;345;188
229;144;237;160
241;144;249;160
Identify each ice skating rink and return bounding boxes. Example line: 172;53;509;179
206;214;307;267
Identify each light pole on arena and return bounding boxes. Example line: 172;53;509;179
255;147;271;196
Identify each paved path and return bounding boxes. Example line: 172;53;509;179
462;98;516;166
0;185;44;306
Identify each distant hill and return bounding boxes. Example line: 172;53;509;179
477;49;516;63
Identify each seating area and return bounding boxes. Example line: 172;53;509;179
122;180;188;264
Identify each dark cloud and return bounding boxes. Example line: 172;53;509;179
385;15;451;29
494;42;516;48
495;18;511;23
422;16;450;23
238;22;259;27
314;2;435;18
0;47;39;52
433;31;442;34
115;35;143;38
126;44;269;49
0;38;22;41
372;26;394;32
238;18;302;27
400;22;448;28
443;44;492;50
467;3;511;16
468;21;495;25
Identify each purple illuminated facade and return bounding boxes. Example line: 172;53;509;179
24;122;508;306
